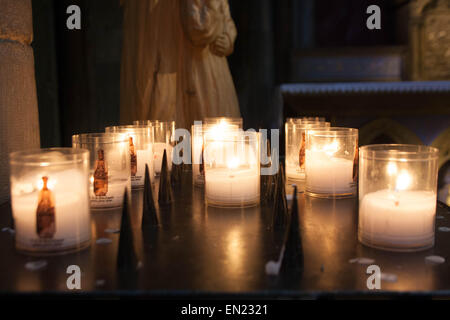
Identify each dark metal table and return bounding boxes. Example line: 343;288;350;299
0;171;449;298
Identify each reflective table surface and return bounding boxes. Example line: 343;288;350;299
0;171;450;298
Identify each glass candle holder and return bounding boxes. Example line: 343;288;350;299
72;133;131;209
204;130;260;208
305;127;358;198
285;121;330;182
105;125;153;188
358;144;439;252
9;148;91;256
192;118;243;187
287;117;326;123
149;121;175;176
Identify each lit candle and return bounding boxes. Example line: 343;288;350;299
205;158;260;207
358;144;439;252
285;121;330;182
73;133;131;209
204;131;260;208
305;128;358;198
10;149;91;255
192;118;243;186
105;126;153;188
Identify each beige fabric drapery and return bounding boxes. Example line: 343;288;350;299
120;0;241;129
0;0;40;203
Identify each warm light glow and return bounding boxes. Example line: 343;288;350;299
37;177;55;190
227;157;240;169
396;170;411;191
387;162;398;176
323;141;339;156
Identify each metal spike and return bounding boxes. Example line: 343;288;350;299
142;164;158;228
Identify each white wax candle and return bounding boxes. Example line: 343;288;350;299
153;143;173;175
205;167;260;206
359;190;436;249
305;150;354;194
11;169;91;253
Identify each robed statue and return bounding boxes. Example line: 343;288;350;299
120;0;241;128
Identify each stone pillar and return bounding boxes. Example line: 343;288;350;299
0;0;40;203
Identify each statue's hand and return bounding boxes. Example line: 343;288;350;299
210;34;232;57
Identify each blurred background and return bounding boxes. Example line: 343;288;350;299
10;0;444;205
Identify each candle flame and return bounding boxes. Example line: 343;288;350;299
37;177;55;190
323;141;339;156
227;157;240;169
387;162;398;176
396;170;411;191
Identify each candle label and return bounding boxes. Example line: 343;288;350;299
352;139;358;183
94;149;108;196
130;137;137;177
36;176;56;239
298;132;306;169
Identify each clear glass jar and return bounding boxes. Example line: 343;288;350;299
285;121;330;182
192;118;243;187
148;121;176;176
305;127;358;198
191;117;243;186
72;133;131;209
203;130;260;208
105;125;153;188
287;117;326;123
9;148;91;256
358;144;439;252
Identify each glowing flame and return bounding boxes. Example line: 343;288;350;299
37;177;55;190
396;171;411;191
227;157;240;169
387;162;398;176
323;141;339;156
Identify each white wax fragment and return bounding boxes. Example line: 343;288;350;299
438;226;450;232
25;260;48;271
349;257;375;265
95;279;106;287
425;255;446;264
265;246;286;276
104;228;120;234
96;238;113;245
265;260;281;276
1;227;15;235
381;273;398;282
436;216;445;220
285;194;293;201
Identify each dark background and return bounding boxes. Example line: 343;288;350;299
32;0;410;147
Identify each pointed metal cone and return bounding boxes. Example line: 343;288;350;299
158;149;173;205
142;164;158;228
170;161;183;185
272;165;288;229
117;189;140;271
280;186;303;274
